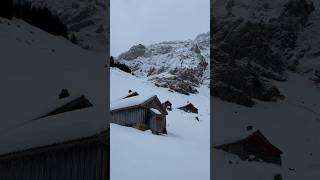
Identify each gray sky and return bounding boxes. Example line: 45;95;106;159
111;0;210;56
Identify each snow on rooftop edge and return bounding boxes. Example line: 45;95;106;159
0;107;107;156
110;94;156;111
150;108;161;115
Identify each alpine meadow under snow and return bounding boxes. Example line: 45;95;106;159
110;32;210;180
0;17;107;156
212;0;320;179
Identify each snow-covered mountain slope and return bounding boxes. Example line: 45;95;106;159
212;0;316;106
110;68;210;180
116;32;210;95
21;0;109;52
212;0;320;179
0;17;107;153
212;72;320;180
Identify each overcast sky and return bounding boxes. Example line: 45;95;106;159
111;0;210;56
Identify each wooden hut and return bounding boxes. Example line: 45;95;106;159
215;130;282;165
0;131;109;180
162;100;172;111
178;102;198;114
0;95;109;180
111;95;168;134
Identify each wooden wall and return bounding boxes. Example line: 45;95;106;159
146;100;166;115
111;108;145;126
148;111;166;133
0;142;109;180
111;98;167;134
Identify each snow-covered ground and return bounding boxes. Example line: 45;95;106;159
110;68;210;180
0;17;107;154
212;72;320;179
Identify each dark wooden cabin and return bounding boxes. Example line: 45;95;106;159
178;102;198;114
0;131;109;180
162;100;172;111
0;96;109;180
215;130;282;165
111;95;168;134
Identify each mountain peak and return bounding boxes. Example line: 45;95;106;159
116;33;210;95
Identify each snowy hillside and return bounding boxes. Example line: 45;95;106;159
21;0;109;52
115;32;210;95
212;0;320;179
212;0;315;106
212;72;320;180
110;68;210;180
0;17;107;154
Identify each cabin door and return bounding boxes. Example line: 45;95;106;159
156;116;162;132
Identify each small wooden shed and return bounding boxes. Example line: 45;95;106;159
111;95;168;134
215;130;282;165
178;102;198;114
0;95;109;180
162;100;172;111
0;131;109;180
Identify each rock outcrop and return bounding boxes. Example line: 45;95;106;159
116;33;210;95
212;0;315;106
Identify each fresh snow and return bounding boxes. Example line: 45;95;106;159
117;32;210;86
110;94;155;111
212;1;320;179
212;72;320;180
0;17;107;155
110;68;210;180
150;108;161;115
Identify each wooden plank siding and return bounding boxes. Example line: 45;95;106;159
110;96;167;134
111;108;146;126
0;133;109;180
148;111;166;133
146;99;167;132
146;100;167;115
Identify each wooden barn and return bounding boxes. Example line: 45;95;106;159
162;100;172;111
178;102;198;114
215;130;282;165
0;94;109;180
111;94;168;134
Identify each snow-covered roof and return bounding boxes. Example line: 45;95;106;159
213;130;254;147
0;18;108;155
110;94;156;111
0;107;107;156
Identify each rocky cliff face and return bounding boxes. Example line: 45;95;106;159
116;33;210;95
212;0;316;106
23;0;108;52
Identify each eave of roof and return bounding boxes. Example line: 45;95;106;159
0;130;109;160
111;95;168;115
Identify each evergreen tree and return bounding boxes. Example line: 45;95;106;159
0;0;13;19
70;34;78;44
12;2;68;38
110;56;132;74
110;56;115;67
